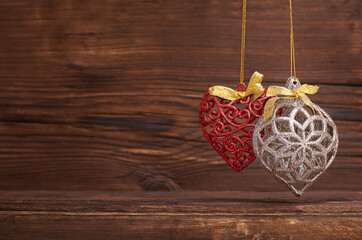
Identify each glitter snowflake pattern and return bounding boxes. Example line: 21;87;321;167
253;98;338;197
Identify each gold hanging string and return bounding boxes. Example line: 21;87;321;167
208;0;266;101
240;0;247;84
289;0;296;78
261;0;321;122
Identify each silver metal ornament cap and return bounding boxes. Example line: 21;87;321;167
285;76;301;90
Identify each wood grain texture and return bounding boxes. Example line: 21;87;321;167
0;1;360;238
0;191;361;240
0;0;360;192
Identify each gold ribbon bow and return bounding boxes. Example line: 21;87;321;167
263;84;319;122
208;71;265;100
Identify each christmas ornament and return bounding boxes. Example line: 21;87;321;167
252;0;339;196
199;0;269;171
199;73;269;171
253;77;338;196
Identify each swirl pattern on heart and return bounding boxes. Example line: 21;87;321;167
199;83;269;171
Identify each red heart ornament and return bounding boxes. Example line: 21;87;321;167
199;83;269;171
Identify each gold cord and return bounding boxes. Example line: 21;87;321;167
240;0;296;81
289;0;296;78
240;0;247;84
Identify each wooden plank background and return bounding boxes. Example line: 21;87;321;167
0;0;360;193
0;191;360;240
0;1;361;239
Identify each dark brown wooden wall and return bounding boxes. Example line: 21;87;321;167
0;0;360;192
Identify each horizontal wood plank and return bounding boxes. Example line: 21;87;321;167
0;191;360;240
